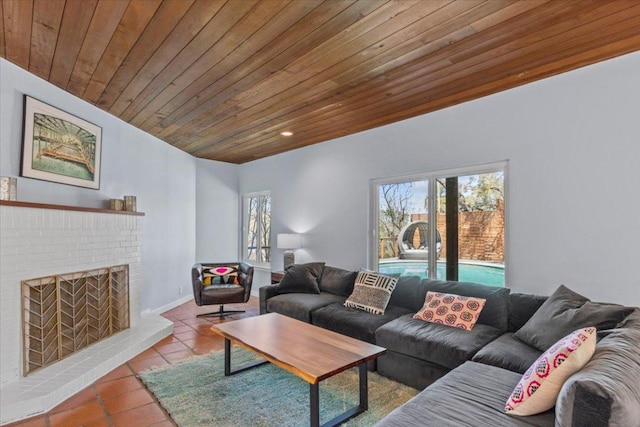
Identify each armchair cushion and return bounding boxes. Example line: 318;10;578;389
275;262;325;294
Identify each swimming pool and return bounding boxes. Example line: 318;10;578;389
378;261;505;287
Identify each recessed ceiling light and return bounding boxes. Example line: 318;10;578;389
280;131;293;137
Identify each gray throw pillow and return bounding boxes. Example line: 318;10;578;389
275;262;325;294
514;284;634;351
319;266;357;296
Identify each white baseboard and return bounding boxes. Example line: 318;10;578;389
141;294;193;317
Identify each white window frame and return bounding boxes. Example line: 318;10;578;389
370;161;508;282
241;190;271;268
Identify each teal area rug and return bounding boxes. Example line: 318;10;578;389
139;348;418;427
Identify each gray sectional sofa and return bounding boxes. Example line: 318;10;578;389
259;263;640;426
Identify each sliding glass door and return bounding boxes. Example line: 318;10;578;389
373;163;505;286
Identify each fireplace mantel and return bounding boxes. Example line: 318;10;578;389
0;200;145;215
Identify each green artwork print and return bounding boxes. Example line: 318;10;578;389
22;96;102;189
31;113;96;181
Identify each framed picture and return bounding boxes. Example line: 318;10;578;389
21;96;102;189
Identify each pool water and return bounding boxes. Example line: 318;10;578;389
379;261;504;287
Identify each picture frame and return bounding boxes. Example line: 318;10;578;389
21;96;102;189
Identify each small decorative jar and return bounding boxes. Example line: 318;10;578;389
124;196;137;212
110;199;124;210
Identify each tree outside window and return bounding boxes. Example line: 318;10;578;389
243;192;271;265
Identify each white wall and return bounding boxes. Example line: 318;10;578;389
239;51;640;306
0;58;196;312
195;158;239;261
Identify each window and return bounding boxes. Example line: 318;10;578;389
242;191;271;266
372;162;506;286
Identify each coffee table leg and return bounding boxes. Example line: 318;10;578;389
359;362;368;411
223;338;269;376
310;383;320;427
311;362;369;427
224;338;231;376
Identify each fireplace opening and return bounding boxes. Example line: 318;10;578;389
22;265;130;376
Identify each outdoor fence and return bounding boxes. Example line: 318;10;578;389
380;210;504;262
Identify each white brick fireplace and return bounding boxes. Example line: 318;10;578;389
0;202;172;425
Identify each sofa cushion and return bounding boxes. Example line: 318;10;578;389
386;275;423;310
506;327;596;417
312;303;411;344
344;271;398;315
375;313;503;370
265;292;344;323
275;262;325;294
555;308;640;427
318;266;357;297
472;333;542;374
514;285;634;351
508;293;547;332
413;291;486;330
374;361;555;427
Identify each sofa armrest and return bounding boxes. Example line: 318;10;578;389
555;309;640;426
259;284;280;314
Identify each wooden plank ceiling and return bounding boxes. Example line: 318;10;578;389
2;0;640;164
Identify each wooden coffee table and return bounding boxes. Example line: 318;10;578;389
211;312;386;427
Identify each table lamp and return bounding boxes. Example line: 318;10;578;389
277;233;302;270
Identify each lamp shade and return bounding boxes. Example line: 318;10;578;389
277;233;302;249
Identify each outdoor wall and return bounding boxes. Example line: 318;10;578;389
0;58;196;313
403;211;505;262
239;51;640;306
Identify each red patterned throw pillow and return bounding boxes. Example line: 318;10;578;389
505;327;596;416
202;265;239;286
413;291;486;330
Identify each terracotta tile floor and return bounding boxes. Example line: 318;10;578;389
6;297;260;427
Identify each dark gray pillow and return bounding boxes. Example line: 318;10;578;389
318;266;357;297
508;292;548;332
514;284;634;351
275;262;325;294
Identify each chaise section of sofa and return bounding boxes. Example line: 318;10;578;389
376;308;640;427
374;361;556;427
375;280;510;389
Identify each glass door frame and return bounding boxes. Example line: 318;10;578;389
369;160;508;282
